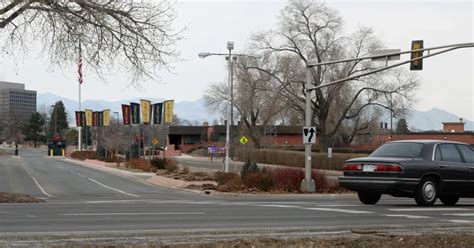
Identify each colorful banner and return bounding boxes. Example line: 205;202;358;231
130;102;140;124
92;111;99;127
75;111;85;127
98;111;104;127
153;103;163;124
103;109;110;127
122;104;131;125
164;100;174;124
85;109;92;127
140;99;151;125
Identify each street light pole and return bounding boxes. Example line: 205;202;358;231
301;67;316;192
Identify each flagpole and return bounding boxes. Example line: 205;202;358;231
78;42;82;151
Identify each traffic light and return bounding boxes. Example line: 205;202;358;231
410;40;424;70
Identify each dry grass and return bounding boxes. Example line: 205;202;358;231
0;192;45;203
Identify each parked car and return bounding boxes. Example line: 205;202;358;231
338;140;474;206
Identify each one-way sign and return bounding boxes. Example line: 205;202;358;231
303;126;316;144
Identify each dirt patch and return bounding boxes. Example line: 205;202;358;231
47;233;474;247
0;150;13;155
0;192;45;203
162;234;474;248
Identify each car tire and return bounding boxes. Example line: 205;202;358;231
439;195;459;206
414;177;438;206
357;191;381;205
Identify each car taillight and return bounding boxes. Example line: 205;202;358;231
374;164;403;172
343;164;362;171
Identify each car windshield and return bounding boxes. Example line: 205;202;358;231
370;142;425;158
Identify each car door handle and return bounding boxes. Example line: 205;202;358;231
439;165;447;168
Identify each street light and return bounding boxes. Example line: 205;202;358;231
198;42;258;172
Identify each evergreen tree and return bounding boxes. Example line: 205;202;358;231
396;118;410;134
48;101;69;137
23;112;46;148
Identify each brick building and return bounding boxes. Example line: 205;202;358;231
354;121;473;151
167;124;308;154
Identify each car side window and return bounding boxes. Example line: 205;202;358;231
457;145;474;163
434;146;442;161
438;144;463;163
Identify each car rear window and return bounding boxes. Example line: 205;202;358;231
370;142;424;158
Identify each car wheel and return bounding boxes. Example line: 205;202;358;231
357;191;381;205
414;177;438;206
439;195;459;206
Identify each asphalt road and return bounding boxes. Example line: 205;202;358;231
1;148;474;245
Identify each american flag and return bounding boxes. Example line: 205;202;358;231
78;51;83;85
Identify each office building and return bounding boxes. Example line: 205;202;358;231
0;81;37;124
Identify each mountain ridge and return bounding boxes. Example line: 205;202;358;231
37;93;473;131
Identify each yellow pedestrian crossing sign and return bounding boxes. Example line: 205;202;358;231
239;136;249;145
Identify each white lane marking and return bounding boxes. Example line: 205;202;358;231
85;200;150;204
317;204;361;207
58;212;205;216
303;207;373;214
258;204;298;208
255;204;373;214
17;157;52;197
389;208;471;212
87;178;140;198
442;213;474;217
446;220;474;223
385;214;431;219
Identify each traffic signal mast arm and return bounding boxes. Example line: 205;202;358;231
306;42;474;91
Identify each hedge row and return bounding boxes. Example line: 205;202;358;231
235;148;368;171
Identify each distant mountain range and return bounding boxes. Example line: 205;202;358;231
37;93;473;131
37;93;219;125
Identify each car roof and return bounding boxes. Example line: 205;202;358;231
389;139;467;145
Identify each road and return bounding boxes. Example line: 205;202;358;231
1;148;474;245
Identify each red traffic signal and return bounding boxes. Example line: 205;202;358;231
410;40;424;70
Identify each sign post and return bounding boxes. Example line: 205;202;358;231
301;68;316;192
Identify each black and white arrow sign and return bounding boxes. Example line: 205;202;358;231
303;126;316;144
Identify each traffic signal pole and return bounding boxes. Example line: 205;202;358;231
301;42;473;192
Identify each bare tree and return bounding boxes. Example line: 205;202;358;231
0;0;182;83
249;0;418;150
204;55;289;147
103;121;129;158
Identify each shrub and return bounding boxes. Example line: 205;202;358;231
235;148;367;171
214;172;245;192
150;158;167;170
215;172;239;186
127;159;151;172
181;166;190;174
165;159;178;172
241;162;259;178
269;168;305;192
242;170;274;191
70;151;96;160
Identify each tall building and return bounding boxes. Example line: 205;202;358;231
0;81;37;124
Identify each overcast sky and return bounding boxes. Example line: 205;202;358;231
0;0;472;120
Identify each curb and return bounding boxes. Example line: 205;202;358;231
63;158;354;199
